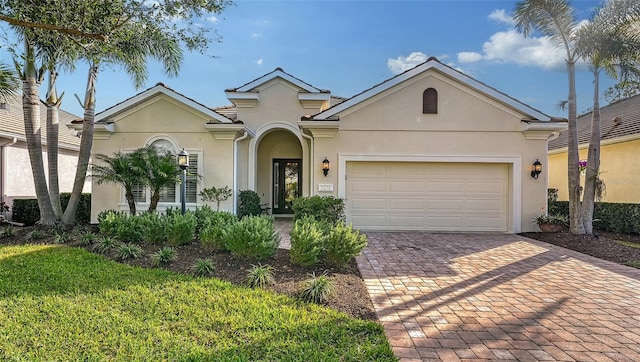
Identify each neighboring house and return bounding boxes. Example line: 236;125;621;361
0;95;91;220
90;57;565;232
548;94;640;203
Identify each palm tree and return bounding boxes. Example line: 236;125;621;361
131;146;183;213
0;62;20;101
576;0;640;233
514;0;584;234
91;151;142;215
61;24;183;225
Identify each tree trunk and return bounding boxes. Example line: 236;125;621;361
581;68;601;234
125;191;137;215
62;64;97;225
46;70;62;217
149;192;160;213
566;61;585;234
21;37;56;225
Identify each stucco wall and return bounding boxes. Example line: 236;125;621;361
90;95;235;222
548;138;640;203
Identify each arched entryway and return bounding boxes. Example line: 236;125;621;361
252;126;306;215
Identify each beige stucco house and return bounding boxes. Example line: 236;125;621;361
0;95;90;220
90;57;565;232
548;94;640;203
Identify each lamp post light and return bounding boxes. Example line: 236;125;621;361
178;149;189;215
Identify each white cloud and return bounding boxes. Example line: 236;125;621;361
387;52;429;74
457;52;483;63
207;16;219;23
256;59;263;65
488;9;515;26
250;33;263;39
481;30;566;70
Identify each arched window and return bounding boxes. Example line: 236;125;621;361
423;88;438;114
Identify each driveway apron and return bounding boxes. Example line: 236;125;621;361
356;232;640;361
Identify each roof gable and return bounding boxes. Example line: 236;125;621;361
227;67;326;93
312;57;551;122
96;83;232;124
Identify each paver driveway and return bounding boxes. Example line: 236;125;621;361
356;233;640;361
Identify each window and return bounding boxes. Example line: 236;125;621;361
120;138;201;210
423;88;438;114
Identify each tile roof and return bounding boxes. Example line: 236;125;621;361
0;95;82;149
548;94;640;150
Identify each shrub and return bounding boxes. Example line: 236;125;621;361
165;212;196;246
192;258;215;277
94;236;116;254
77;230;96;246
11;194;91;226
114;215;146;243
116;243;144;260
60;193;91;225
238;190;262;218
0;225;16;238
199;211;237;251
292;196;345;225
194;205;217;235
52;232;71;244
151;247;177;266
140;212;167;244
548;201;640;234
289;216;328;267
299;272;333;304
25;229;45;241
245;264;275;288
325;222;368;267
98;210;125;236
11;199;40;226
224;216;280;260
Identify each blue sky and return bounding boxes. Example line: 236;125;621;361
2;0;613;118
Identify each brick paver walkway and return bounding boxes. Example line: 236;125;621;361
357;233;640;361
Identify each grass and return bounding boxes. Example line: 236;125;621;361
0;244;395;361
625;261;640;269
614;239;640;249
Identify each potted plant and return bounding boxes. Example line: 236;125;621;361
534;213;568;232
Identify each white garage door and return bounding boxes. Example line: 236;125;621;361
346;162;509;231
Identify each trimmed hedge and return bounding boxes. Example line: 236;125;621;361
292;196;345;225
549;201;640;234
11;193;91;226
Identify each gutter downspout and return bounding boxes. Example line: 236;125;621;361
233;131;250;214
0;137;18;218
300;130;314;196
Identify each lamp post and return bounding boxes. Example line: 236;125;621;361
178;149;189;215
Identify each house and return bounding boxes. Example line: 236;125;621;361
0;95;90;220
548;94;640;203
90;57;566;232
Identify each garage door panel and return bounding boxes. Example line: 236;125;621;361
346;162;509;232
388;199;424;210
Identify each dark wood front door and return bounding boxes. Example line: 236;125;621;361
272;159;301;214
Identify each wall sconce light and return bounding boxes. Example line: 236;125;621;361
531;159;542;179
322;157;330;177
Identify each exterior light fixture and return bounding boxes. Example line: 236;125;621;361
531;159;542;179
322;157;330;177
178;149;189;214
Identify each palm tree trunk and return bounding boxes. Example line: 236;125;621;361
149;192;160;213
46;70;62;217
62;64;97;225
21;38;56;225
125;191;137;215
581;68;601;234
566;61;585;234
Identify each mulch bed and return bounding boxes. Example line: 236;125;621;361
0;224;377;321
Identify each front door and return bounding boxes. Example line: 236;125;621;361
272;159;302;214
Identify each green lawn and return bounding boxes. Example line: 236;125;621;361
0;244;396;361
